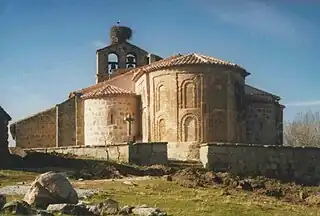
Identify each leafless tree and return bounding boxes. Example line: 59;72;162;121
284;111;320;147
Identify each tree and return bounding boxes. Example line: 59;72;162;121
284;111;320;147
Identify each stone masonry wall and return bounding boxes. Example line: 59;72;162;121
23;142;168;165
0;114;10;154
245;96;282;145
129;142;168;165
84;95;139;145
200;143;320;184
25;143;130;163
96;42;149;83
57;97;76;147
135;65;246;161
14;108;56;148
75;95;85;146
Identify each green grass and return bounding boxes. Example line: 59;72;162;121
82;179;320;216
0;169;37;186
1;169;319;216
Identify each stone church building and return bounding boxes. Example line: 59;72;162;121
10;25;284;160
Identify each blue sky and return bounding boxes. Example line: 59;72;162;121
1;0;320;127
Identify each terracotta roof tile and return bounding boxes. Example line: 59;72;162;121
70;70;134;98
81;84;135;99
132;53;248;81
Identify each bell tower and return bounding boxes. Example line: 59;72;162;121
95;23;149;83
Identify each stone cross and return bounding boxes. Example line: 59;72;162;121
124;114;135;136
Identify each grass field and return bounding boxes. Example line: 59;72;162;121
1;169;319;216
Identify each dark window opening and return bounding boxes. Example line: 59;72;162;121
126;53;137;68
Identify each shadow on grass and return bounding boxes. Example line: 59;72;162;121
0;152;175;180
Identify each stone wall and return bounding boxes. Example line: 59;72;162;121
104;71;135;92
57;97;76;147
129;142;168;165
167;142;200;161
14;108;56;148
135;65;247;161
200;143;320;184
24;142;168;165
96;42;149;83
12;95;83;148
25;143;130;162
0;107;11;154
75;94;85;146
84;95;139;146
245;95;282;145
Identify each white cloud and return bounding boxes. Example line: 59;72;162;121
285;100;320;107
201;0;313;42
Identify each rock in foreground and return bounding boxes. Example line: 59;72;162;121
24;171;79;208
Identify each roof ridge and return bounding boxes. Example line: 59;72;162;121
194;53;209;63
81;83;135;99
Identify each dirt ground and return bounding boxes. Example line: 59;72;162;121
171;167;320;206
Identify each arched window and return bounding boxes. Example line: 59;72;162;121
108;53;119;74
158;119;166;141
126;53;137;68
108;110;115;125
110;113;114;124
184;116;197;142
184;82;197;108
156;84;166;112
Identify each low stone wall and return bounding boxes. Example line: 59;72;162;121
24;142;168;165
200;143;320;184
167;142;200;161
130;142;168;165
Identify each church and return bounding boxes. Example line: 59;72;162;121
10;25;285;160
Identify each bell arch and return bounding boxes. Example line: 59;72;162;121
108;53;119;74
126;53;137;68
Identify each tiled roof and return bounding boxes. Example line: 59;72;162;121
245;85;280;100
132;53;248;80
70;70;134;98
81;84;135;99
0;106;11;121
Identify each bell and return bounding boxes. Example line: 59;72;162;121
127;56;135;63
110;63;117;70
127;64;134;68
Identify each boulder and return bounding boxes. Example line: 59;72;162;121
24;171;78;208
237;180;253;191
132;205;167;216
1;200;33;215
118;205;134;215
47;203;93;215
0;194;6;209
97;198;119;215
